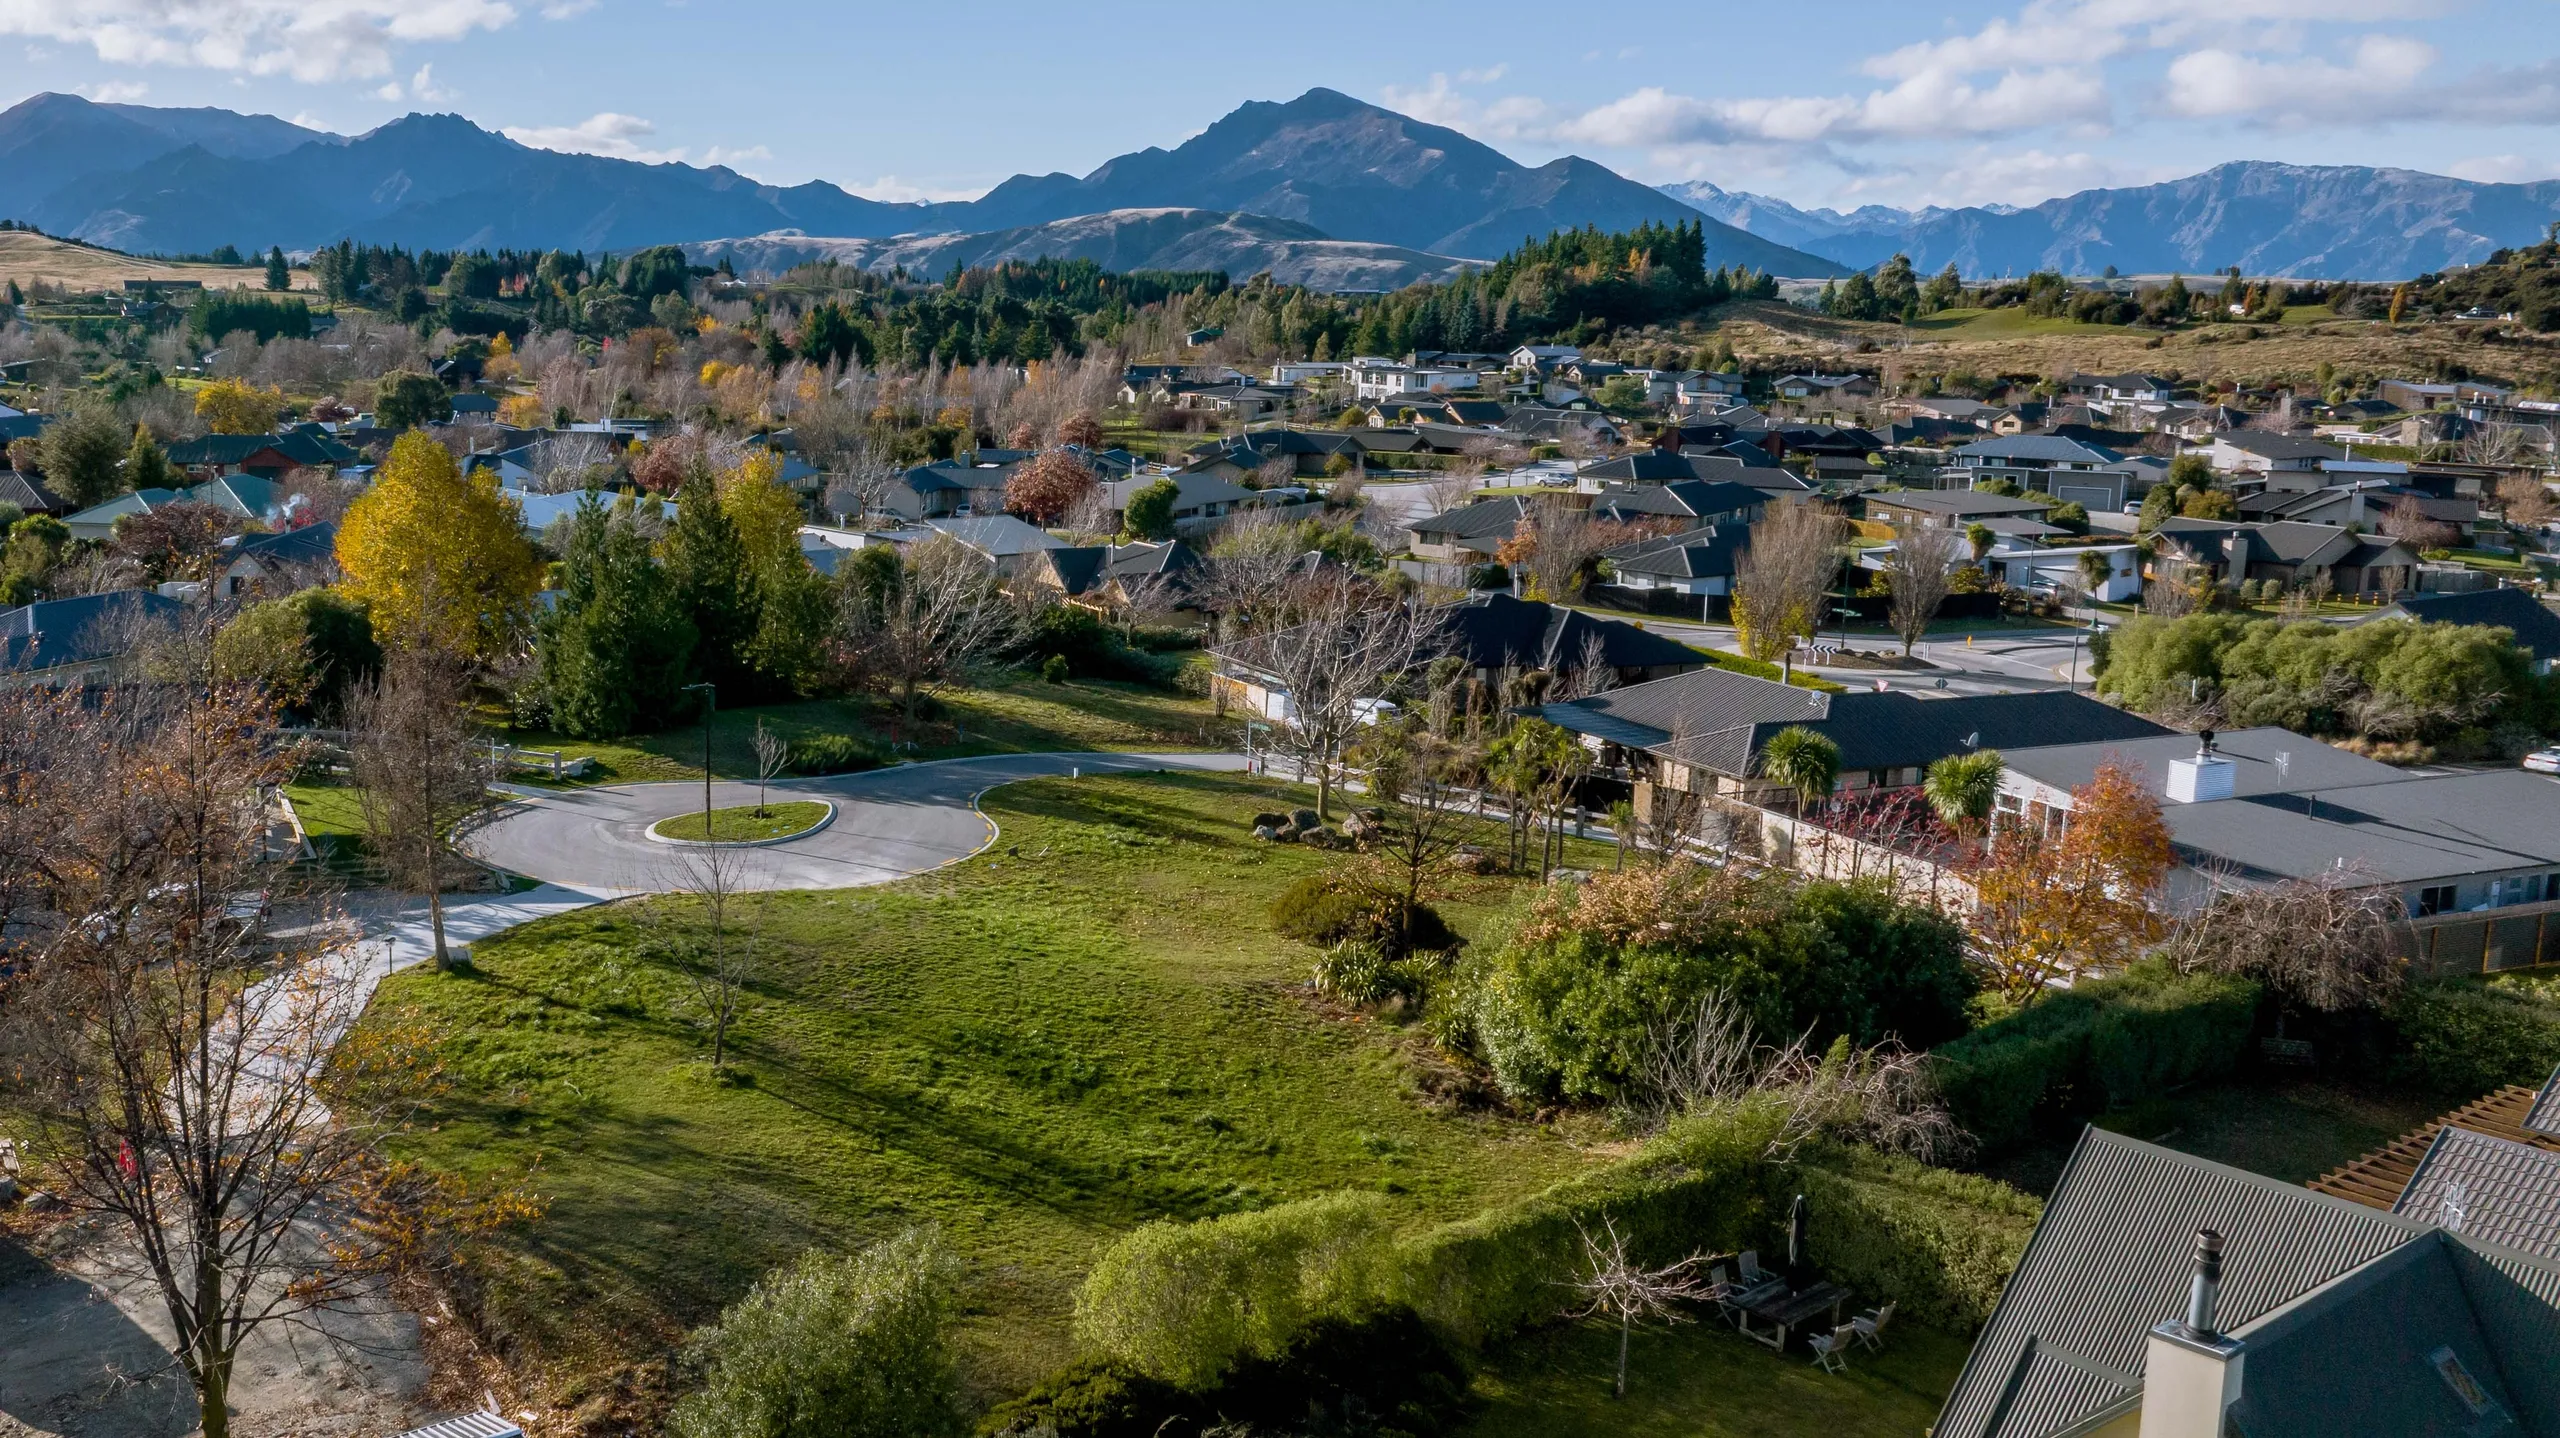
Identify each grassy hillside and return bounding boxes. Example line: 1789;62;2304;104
370;771;1620;1406
0;230;315;292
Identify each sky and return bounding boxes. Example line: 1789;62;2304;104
5;0;2557;214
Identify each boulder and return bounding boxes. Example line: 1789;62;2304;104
1251;824;1281;842
1289;808;1322;832
1251;811;1290;832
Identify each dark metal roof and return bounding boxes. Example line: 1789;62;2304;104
2396;1126;2560;1263
1938;1129;2435;1438
1606;526;1751;581
1429;593;1703;674
2532;1069;2560;1140
0;590;188;674
1410;495;1533;541
1588;479;1765;522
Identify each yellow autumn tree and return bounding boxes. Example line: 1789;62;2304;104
336;432;542;660
1968;762;2177;1004
195;379;285;435
498;393;548;428
482;331;518;381
717;450;805;571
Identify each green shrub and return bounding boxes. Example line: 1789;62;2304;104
1021;604;1179;686
670;1229;962;1438
2389;978;2560;1096
1269;875;1368;946
786;733;888;776
1930;962;2260;1155
1072;1192;1397;1389
1041;653;1071;684
1790;1144;2041;1330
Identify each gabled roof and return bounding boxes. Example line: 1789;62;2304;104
1410;495;1533;541
1865;489;2054;517
1954;435;2126;465
186;474;281;518
1604;526;1751;580
2379;587;2560;664
1106;539;1201;582
0;470;59;513
164;431;357;468
1588;479;1765;523
226;519;339;569
63;487;187;528
898;460;979;494
1427;593;1702;674
926;514;1063;558
2395;1126;2560;1262
0;590;188;674
1035;545;1109;595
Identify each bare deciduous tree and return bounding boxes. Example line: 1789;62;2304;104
1886;524;1961;656
348;645;495;970
2495;472;2556;528
751;718;788;817
1730;501;1844;661
836;534;1018;724
1227;571;1441;818
2164;869;2406;1015
2380;493;2457;551
654;840;763;1069
1497;499;1649;604
1194;508;1312;638
1565;1213;1714;1399
0;679;532;1438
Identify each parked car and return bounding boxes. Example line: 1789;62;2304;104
2525;747;2560;775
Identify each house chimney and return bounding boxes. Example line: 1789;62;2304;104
2140;1230;2246;1438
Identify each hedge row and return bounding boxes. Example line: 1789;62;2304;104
1072;1099;2043;1387
1930;962;2261;1155
2389;976;2560;1097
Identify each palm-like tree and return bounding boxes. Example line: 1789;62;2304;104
1760;725;1841;814
1924;749;2004;835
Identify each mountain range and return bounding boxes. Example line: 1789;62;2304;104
0;87;1834;282
683;210;1480;292
1663;164;2560;280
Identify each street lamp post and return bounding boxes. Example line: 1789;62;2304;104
684;682;715;834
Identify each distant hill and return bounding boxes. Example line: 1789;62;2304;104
1663;163;2560;280
0;229;312;291
686;209;1480;292
0;89;1844;276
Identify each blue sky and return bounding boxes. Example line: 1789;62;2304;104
6;0;2556;212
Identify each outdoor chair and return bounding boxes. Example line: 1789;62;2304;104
1810;1323;1859;1373
1738;1250;1768;1285
1707;1264;1742;1325
1853;1300;1896;1351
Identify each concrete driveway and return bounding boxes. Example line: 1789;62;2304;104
465;750;1246;894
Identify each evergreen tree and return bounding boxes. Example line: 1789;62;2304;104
264;246;291;292
660;470;759;696
41;401;128;508
126;425;171;492
536;495;697;739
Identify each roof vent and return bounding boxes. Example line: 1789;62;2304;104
2183;1229;2225;1339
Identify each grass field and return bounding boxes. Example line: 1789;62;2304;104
500;675;1224;786
284;781;367;838
372;771;1626;1407
1907;307;2120;338
648;802;831;843
1465;1314;1971;1438
0;231;319;293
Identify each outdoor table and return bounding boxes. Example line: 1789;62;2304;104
1738;1280;1848;1352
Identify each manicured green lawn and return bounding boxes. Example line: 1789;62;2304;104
500;675;1224;787
1466;1314;1971;1438
648;801;831;843
371;771;1618;1400
284;781;367;838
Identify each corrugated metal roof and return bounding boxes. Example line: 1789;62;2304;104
2396;1126;2560;1263
1938;1129;2428;1438
2531;1069;2560;1140
393;1413;521;1438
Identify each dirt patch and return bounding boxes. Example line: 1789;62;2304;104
0;1212;445;1438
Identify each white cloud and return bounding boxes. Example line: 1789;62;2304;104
1456;63;1505;85
0;0;516;81
406;62;453;102
2448;154;2560;183
539;0;593;14
1376;74;1555;142
501;111;685;163
2163;34;2437;121
702;143;771;174
73;78;149;101
1557;67;2107;148
845;175;985;204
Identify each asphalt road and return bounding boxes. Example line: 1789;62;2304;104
465;750;1247;894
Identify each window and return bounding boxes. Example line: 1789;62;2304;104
2417;884;2459;917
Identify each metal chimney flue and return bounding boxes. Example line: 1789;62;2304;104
2184;1229;2224;1339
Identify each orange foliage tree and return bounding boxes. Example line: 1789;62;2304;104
1005;450;1098;525
1968;762;2177;1004
1059;411;1104;449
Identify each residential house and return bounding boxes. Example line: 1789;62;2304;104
1209;592;1704;723
0;469;63;516
1595;526;1751;611
2378;378;2516;412
1587;479;1766;529
1408;495;1537;562
163;430;357;482
2206;430;2348;479
60;488;188;543
874;459;1007;522
1176;381;1301;419
1540;667;2170;812
1673;372;1749;409
2149;518;2419;597
1946;435;2137;510
2373;587;2560;674
1351;365;1480;402
1575;449;1754;492
1771;373;1878;402
0;589;188;684
1203;427;1368;478
217;521;339;600
1271;361;1348;385
1932;1125;2560;1438
1501;406;1627;447
1100;470;1255;531
1983;540;2141;602
2064;371;2179;404
1995;727;2560;923
1507;343;1582;374
1862;488;2054;531
921;515;1065;574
